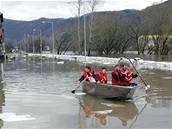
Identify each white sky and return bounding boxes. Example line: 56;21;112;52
0;0;167;21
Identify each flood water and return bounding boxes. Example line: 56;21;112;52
0;56;171;129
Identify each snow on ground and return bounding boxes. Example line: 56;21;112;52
28;53;172;71
0;113;35;122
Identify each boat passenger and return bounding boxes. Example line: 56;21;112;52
111;64;125;85
79;66;95;82
112;65;120;85
119;62;138;86
112;60;137;86
95;67;108;84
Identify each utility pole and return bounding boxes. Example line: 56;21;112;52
42;21;55;61
33;29;42;54
32;34;35;54
83;2;87;63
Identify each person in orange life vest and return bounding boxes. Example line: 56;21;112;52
111;63;127;85
79;66;95;82
95;67;108;84
111;64;121;85
119;63;138;85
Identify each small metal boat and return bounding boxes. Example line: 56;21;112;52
82;81;138;100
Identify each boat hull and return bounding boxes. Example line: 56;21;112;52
82;81;138;100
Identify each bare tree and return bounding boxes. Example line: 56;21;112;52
87;0;99;56
117;20;132;54
67;0;83;54
76;0;82;54
94;16;121;56
128;20;143;55
144;5;172;55
20;35;48;53
55;32;73;55
128;15;151;55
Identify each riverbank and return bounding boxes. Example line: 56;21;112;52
27;53;172;71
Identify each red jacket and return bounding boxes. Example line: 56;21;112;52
82;70;88;78
98;70;107;84
89;67;94;77
120;68;133;85
112;69;121;85
79;67;94;82
82;67;94;78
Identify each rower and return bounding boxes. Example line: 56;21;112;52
95;67;108;84
119;64;138;85
79;66;95;83
112;60;138;86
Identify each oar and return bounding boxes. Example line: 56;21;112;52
71;82;81;94
72;76;89;94
123;57;150;91
129;101;148;129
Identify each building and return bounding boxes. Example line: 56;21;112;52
138;35;172;47
138;35;172;54
0;12;5;60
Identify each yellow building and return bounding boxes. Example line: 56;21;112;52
138;35;172;47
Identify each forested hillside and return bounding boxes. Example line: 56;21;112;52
4;0;172;55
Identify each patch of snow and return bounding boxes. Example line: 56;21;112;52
0;113;35;122
75;92;86;96
28;54;172;71
57;61;65;64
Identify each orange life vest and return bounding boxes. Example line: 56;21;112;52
98;70;107;84
112;69;121;85
120;68;133;85
82;67;94;78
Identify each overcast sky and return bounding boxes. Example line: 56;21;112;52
0;0;167;21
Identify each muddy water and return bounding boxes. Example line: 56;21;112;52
0;57;171;129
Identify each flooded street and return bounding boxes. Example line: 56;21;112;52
0;56;171;129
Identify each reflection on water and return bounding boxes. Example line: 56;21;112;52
0;56;171;129
0;82;5;128
80;95;139;127
0;63;5;128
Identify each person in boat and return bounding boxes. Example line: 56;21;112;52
95;67;108;84
119;62;138;85
112;64;121;85
112;61;137;86
79;66;95;83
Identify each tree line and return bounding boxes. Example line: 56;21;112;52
16;0;172;56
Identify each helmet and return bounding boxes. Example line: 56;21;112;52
118;59;130;67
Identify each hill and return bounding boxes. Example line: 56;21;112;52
3;0;172;42
2;0;172;55
4;17;76;41
3;9;141;41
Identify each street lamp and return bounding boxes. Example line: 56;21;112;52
42;21;55;59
